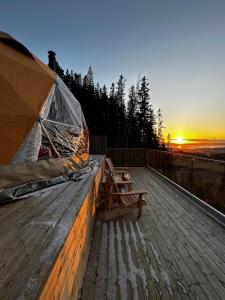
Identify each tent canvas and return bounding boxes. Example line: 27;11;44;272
0;32;89;192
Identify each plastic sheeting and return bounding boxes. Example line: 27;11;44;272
13;76;89;163
1;75;89;191
0;158;98;204
12;84;55;163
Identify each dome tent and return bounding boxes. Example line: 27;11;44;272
0;32;89;195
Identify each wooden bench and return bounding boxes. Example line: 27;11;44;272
105;157;131;181
101;158;133;203
100;171;147;221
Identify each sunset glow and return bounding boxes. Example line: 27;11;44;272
172;137;188;145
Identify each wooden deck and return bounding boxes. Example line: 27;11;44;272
81;167;225;300
0;155;105;300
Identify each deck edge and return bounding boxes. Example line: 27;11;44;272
147;166;225;228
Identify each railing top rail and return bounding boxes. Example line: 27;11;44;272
148;149;225;165
107;147;148;150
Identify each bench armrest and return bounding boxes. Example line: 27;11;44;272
113;180;134;185
112;190;147;196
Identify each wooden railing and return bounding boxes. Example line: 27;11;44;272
90;135;107;154
90;138;225;212
106;148;173;167
107;148;148;166
90;137;172;167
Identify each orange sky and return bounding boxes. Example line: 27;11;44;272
163;111;225;141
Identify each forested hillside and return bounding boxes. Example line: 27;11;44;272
52;58;165;148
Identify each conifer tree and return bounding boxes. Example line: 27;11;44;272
157;108;164;144
116;75;126;111
100;85;108;134
137;76;150;146
115;75;126;146
64;69;73;90
127;85;139;146
86;66;94;93
74;73;82;88
137;76;157;147
107;83;117;146
110;82;115;99
49;52;164;149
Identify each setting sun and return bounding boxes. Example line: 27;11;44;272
172;137;187;144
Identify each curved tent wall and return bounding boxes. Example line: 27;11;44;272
0;32;89;191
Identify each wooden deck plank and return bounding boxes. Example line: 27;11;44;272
136;168;225;300
141;168;225;288
106;221;118;300
94;222;108;299
81;221;102;299
81;167;225;300
133;171;202;299
143;168;225;250
152;177;225;270
149;177;225;286
0;155;105;300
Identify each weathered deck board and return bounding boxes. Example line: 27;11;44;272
81;167;225;300
0;155;105;300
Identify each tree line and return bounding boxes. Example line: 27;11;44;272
54;62;165;149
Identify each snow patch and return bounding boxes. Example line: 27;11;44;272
123;221;138;300
107;221;117;299
135;221;147;255
116;221;128;299
160;270;173;296
129;220;138;252
150;264;159;284
150;242;161;265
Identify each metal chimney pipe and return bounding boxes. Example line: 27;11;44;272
48;50;56;71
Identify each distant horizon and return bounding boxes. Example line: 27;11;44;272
171;138;225;143
170;138;225;150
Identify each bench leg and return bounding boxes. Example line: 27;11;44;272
128;182;132;191
138;194;142;217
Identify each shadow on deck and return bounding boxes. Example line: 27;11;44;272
81;167;225;300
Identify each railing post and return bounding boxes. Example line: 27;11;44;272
190;157;194;193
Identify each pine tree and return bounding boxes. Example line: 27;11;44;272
157;108;164;145
86;66;94;93
116;75;126;110
137;76;150;146
101;85;108;134
137;76;157;148
127;85;137;118
127;85;139;146
110;82;115;98
115;75;126;146
107;83;118;146
47;51;165;149
74;73;82;88
167;133;171;149
64;69;73;90
94;82;100;99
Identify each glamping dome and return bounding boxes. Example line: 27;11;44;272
0;32;89;192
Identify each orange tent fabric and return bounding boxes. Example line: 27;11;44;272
0;32;56;164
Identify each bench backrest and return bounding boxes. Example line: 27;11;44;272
105;158;116;176
105;170;119;191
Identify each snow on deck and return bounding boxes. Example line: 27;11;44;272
81;167;225;300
